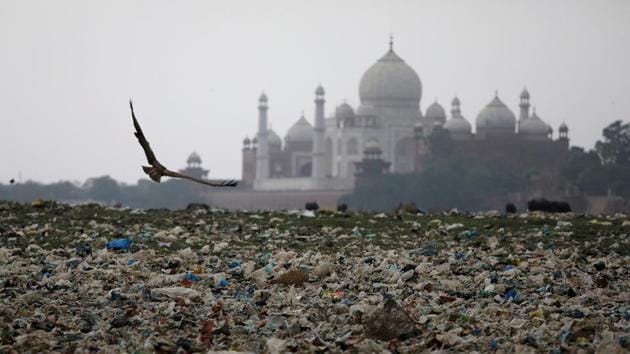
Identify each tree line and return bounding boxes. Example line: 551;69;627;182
0;177;206;210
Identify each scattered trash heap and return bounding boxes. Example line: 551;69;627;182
0;200;629;353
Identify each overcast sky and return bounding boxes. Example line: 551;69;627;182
1;0;629;184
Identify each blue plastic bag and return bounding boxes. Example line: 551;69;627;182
107;238;132;250
504;287;519;301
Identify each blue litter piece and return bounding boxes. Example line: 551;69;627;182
504;287;519;301
219;278;229;287
107;238;132;250
559;330;571;342
264;264;273;274
228;261;241;269
127;259;139;266
490;339;498;350
236;286;255;301
183;272;200;282
463;229;480;238
419;243;438;256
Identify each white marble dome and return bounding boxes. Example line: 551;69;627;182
267;129;282;146
285;115;313;142
426;101;446;121
359;48;422;106
444;115;472;135
519;111;549;136
476;95;516;133
187;152;202;165
335;102;355;119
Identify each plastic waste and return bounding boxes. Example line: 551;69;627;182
106;238;132;250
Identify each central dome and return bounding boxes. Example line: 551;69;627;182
359;48;422;107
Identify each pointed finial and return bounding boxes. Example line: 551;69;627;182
301;110;305;117
494;89;498;97
389;33;394;51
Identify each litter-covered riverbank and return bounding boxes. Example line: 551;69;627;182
0;201;628;353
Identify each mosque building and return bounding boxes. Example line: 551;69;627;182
239;39;570;193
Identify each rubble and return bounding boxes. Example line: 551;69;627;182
0;201;628;352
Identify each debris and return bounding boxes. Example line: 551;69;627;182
363;299;417;341
0;202;627;352
106;238;132;250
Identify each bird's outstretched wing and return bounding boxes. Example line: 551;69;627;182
130;100;159;166
129;100;237;187
162;169;238;187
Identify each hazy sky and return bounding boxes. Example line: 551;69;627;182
1;0;629;184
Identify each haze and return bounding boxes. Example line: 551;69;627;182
0;0;628;184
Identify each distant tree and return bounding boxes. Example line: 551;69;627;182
85;175;121;203
561;147;602;184
341;155;524;212
595;120;630;165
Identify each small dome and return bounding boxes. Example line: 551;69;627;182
315;85;325;95
187;152;202;165
252;137;258;145
335;102;355;119
267;129;281;146
286;115;313;142
444;115;472;135
243;137;251;145
559;122;569;132
426;101;446;121
451;96;461;106
359;48;422;107
520;88;530;99
356;104;377;117
365;139;380;149
476;95;516;133
519;111;550;136
259;92;268;102
364;139;382;155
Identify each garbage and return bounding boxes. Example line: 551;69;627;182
0;202;628;352
152;287;201;299
106;238;132;250
363;299;417;341
277;270;308;286
183;272;200;282
504;287;519;301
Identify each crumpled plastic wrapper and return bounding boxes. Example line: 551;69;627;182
0;201;628;352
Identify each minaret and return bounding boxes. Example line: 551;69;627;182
255;92;269;180
451;96;461;117
519;87;530;121
312;84;326;179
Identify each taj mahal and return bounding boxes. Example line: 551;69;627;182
237;39;570;194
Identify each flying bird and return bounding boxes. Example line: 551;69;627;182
129;100;237;187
